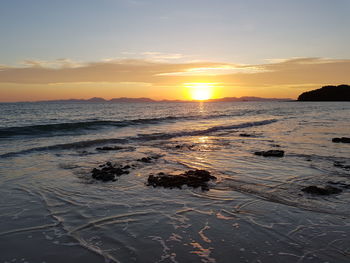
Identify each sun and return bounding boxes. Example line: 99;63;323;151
185;83;213;101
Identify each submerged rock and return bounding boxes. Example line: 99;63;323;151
332;137;350;143
239;133;252;137
301;185;342;195
147;169;216;190
137;155;160;163
174;144;195;150
96;146;124;151
334;161;350;170
254;150;285;157
270;144;281;148
137;157;152;163
91;162;130;182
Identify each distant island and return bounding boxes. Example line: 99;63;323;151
298;84;350;101
22;96;292;104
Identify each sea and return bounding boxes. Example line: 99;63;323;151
0;101;349;263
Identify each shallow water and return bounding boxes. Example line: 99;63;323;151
0;101;350;262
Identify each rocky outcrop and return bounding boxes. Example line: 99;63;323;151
91;162;130;181
298;84;350;101
147;169;216;190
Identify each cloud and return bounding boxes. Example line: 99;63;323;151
141;52;185;60
20;58;84;69
0;59;226;84
0;57;348;89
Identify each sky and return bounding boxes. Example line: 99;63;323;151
0;0;349;101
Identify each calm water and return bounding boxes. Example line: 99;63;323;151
0;101;350;263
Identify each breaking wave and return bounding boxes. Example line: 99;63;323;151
0;110;265;139
0;119;278;158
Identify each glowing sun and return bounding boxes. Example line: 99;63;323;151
185;83;213;101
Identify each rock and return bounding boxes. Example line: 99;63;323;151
137;157;152;163
332;137;350;143
333;161;350;170
254;150;285;157
91;161;130;182
174;144;195;150
239;133;252;137
297;84;350;101
147;169;216;190
137;155;161;163
96;146;124;151
301;185;342;195
270;144;281;148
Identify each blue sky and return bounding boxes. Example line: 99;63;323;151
1;0;349;65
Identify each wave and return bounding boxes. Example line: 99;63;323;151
0;110;265;139
0;120;143;138
0;119;278;158
136;119;278;140
0;138;127;158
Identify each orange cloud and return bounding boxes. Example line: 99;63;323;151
0;57;349;101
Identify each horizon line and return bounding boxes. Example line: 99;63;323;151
0;95;294;103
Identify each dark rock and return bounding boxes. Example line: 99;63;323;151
138;157;152;163
297;84;350;101
332;137;350;143
333;161;350;169
301;185;342;195
174;144;195;150
239;133;252;137
96;146;124;151
334;161;344;167
254;150;285;157
91;161;131;182
270;144;281;148
147;169;216;190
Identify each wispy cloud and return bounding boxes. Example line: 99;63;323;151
0;57;348;88
20;58;84;69
0;59;225;84
141;52;185;61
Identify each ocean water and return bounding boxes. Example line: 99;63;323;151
0;101;349;263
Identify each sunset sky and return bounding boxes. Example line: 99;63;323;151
1;0;349;102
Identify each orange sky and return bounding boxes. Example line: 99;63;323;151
0;57;349;102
